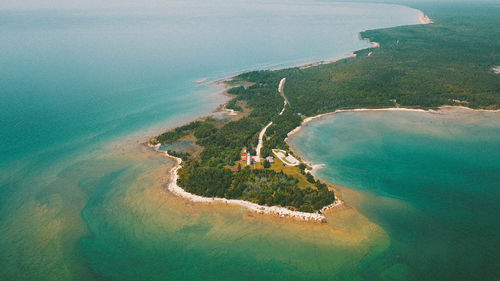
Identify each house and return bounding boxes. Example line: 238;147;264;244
265;156;274;163
231;168;240;173
241;147;248;161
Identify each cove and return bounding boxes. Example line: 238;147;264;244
288;108;500;280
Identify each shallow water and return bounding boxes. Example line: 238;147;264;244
0;1;427;279
288;109;500;280
1;141;390;280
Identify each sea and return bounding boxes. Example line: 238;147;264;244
3;0;496;280
288;109;500;280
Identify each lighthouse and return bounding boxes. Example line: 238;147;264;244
246;152;251;166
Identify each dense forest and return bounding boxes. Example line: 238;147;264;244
152;76;335;212
268;3;500;115
154;3;499;213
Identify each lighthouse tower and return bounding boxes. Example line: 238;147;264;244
246;152;251;166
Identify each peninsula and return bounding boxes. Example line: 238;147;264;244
150;5;499;220
151;76;338;221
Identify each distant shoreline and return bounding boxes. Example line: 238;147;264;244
206;9;432;86
288;106;500;140
418;10;433;24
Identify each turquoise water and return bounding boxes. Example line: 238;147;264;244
0;0;420;168
0;1;431;280
288;109;500;280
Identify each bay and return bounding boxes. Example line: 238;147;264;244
288;109;500;280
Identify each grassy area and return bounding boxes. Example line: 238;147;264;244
268;161;313;189
228;158;314;190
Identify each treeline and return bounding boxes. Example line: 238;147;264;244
177;75;336;212
178;164;335;212
263;109;302;156
154;120;203;144
263;4;499;115
167;150;190;161
197;117;262;167
225;98;242;112
155;68;336;212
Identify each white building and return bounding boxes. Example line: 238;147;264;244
272;149;300;166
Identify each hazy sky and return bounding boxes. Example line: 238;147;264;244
0;0;497;10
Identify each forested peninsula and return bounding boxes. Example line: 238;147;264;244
151;3;499;214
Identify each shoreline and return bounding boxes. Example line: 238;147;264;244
288;106;500;139
143;9;434;143
286;107;428;141
156;148;342;223
206;10;433;86
298;52;357;70
207;52;358;86
146;9;435;222
286;106;500;175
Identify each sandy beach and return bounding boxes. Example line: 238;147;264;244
287;106;500;140
360;11;431;51
299;52;357;69
286;106;500;173
418;11;433;24
293;108;424;133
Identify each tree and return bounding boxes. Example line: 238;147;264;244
306;173;315;183
298;163;307;174
263;160;270;168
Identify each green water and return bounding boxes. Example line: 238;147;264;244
1;143;389;280
0;1;426;279
288;109;500;280
2;0;498;278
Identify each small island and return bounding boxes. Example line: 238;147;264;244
151;6;499;221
